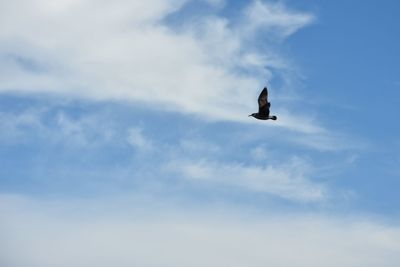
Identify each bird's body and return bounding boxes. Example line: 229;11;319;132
249;87;277;120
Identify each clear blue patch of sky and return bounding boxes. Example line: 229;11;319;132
281;0;400;216
285;0;400;134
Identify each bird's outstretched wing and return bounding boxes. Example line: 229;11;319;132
258;87;269;116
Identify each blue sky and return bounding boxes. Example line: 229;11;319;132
1;0;400;266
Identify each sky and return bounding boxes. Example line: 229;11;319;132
1;0;400;266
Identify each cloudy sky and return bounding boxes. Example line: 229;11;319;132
1;0;400;266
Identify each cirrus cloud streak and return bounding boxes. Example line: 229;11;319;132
0;0;318;133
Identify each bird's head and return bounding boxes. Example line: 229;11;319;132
249;113;256;118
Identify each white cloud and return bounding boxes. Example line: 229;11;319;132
1;194;400;267
289;129;367;152
0;0;321;133
244;0;316;39
271;108;326;134
166;157;326;203
0;106;118;147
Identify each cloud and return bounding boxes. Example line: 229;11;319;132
244;0;315;39
179;138;220;154
1;194;400;267
166;157;326;203
250;145;268;161
0;98;360;205
0;0;320;133
127;127;153;151
0;99;356;205
0;108;48;143
0;106;118;147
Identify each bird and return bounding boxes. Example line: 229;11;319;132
249;86;277;120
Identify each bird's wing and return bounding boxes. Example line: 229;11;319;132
258;87;269;115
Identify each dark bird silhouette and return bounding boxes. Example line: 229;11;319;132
249;87;277;120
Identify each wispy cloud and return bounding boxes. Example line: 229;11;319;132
0;107;48;143
127;127;153;152
1;194;400;267
244;0;316;39
0;97;362;207
0;107;117;147
166;157;326;203
0;99;359;205
0;0;319;133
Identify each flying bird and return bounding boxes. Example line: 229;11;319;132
249;87;277;120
